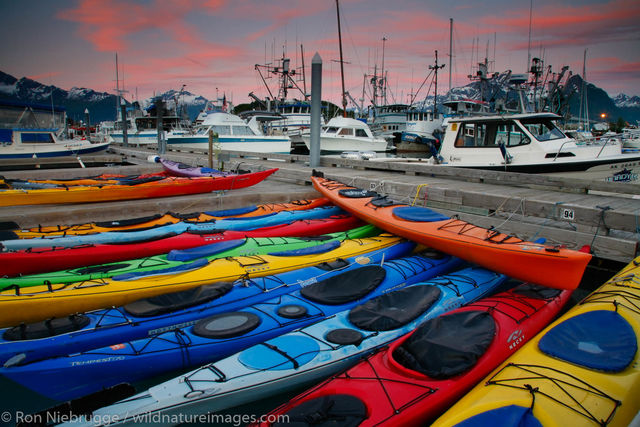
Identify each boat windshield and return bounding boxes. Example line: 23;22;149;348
324;127;339;134
232;125;256;136
518;118;565;142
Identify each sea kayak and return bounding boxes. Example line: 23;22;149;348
0;206;344;250
0;234;410;366
433;256;640;427
0;234;406;327
0;168;278;206
260;282;572;426
5;198;330;238
158;157;233;177
311;173;591;290
0;215;362;278
4;248;464;401
64;266;507;426
0;225;379;289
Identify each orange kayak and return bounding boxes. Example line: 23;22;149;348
8;198;330;237
0;169;278;207
311;174;591;290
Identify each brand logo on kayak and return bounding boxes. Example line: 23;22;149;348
70;356;126;366
110;343;126;350
507;329;524;350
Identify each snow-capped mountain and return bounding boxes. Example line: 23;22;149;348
613;94;640;109
0;71;209;123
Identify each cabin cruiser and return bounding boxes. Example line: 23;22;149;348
301;116;389;153
0;101;110;158
396;108;445;152
166;112;291;153
426;112;640;172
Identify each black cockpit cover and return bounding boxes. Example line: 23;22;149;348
3;314;91;341
123;281;234;317
348;285;442;331
274;394;367;427
300;266;386;305
393;310;496;378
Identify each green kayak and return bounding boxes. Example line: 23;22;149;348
0;224;380;289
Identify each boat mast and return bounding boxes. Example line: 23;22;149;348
582;48;589;131
335;0;347;117
301;44;308;99
430;50;445;117
381;36;387;105
448;18;453;98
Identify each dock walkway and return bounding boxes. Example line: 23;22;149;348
1;144;638;264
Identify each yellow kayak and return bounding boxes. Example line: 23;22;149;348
9;198;329;238
0;234;407;328
433;256;640;427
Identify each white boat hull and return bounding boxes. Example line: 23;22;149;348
167;136;291;154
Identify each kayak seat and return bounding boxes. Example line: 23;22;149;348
116;176;166;186
538;310;637;372
300;266;387;305
203;205;258;217
123;281;234;317
454;405;543;427
269;241;341;257
349;285;442;332
168;211;202;221
3;314;91;341
338;188;379;198
93;214;163;228
192;311;261;339
273;394;367;427
392;206;450;222
369;196;402;208
511;283;561;299
393;310;496;378
167;239;247;262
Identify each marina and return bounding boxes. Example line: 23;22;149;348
1;0;640;424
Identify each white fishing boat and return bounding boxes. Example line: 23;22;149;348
369;103;409;141
166;111;291;153
425;112;640;172
0;101;110;159
301;116;389;153
110;103;189;146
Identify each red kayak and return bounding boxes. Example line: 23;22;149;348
311;174;591;290
0;215;361;278
259;282;572;426
0;169;279;207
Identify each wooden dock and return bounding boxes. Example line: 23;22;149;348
1;143;638;264
111;144;640;264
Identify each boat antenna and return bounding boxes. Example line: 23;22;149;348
335;0;347;117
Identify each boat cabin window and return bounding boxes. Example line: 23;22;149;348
519;118;565;142
455;122;527;148
496;123;531;147
232;125;255;136
338;128;354;136
325;127;339;134
210;125;231;135
355;129;368;137
20;132;55;144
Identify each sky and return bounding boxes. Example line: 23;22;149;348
1;0;639;107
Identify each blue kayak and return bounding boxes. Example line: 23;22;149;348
0;206;344;250
1;250;463;401
0;237;415;366
64;266;509;424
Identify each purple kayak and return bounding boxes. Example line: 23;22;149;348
158;157;234;177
